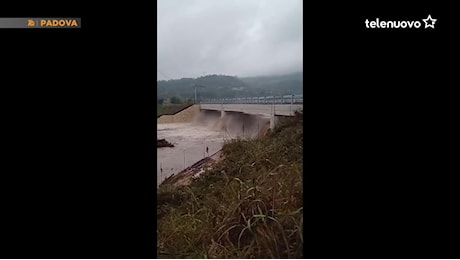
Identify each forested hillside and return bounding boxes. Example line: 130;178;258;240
157;72;302;101
240;72;303;96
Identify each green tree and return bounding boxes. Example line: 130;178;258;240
170;96;181;104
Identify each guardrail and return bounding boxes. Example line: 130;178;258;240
200;94;303;104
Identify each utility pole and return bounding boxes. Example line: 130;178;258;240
194;85;197;103
183;149;186;170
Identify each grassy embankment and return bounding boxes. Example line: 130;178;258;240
157;112;303;258
157;103;194;117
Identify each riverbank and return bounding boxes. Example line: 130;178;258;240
157;122;225;184
157;112;303;258
160;150;224;187
157;103;194;117
157;138;174;148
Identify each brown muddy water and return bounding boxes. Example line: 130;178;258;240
157;110;270;185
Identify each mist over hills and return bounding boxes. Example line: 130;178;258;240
157;72;302;101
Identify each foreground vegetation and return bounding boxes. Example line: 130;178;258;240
157;112;303;258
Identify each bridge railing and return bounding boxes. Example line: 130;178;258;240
200;94;303;104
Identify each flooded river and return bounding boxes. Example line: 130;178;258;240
157;111;270;185
157;123;224;184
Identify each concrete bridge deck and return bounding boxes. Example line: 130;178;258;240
200;103;303;117
156;95;303;129
199;95;303;129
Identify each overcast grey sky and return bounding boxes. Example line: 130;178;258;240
157;0;302;80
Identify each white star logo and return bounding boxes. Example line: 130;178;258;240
423;14;437;29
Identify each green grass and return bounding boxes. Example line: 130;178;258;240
157;112;303;258
157;103;194;117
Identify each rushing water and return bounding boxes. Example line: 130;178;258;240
157;111;270;185
157;123;224;184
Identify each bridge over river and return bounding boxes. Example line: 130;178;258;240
200;94;303;129
157;94;303;184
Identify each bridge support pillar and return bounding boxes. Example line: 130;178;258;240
221;104;225;118
269;104;276;129
270;116;275;129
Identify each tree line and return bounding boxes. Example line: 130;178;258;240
157;72;303;104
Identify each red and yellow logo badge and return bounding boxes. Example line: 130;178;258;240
27;19;36;27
